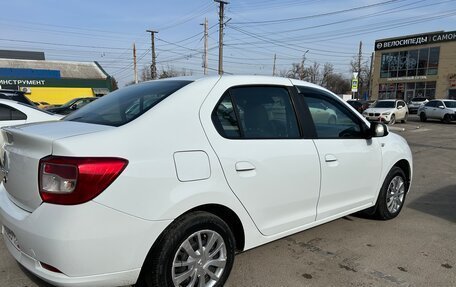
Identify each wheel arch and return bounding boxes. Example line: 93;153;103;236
393;159;411;193
185;204;245;252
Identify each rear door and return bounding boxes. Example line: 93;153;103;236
200;78;321;236
297;86;383;221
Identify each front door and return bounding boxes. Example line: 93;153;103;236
297;86;383;221
201;81;321;236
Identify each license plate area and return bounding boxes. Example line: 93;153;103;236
2;225;20;251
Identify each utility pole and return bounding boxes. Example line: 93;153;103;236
146;30;158;80
133;42;138;84
368;52;374;100
272;54;276;76
301;49;309;80
357;41;362;99
201;18;209;75
215;0;228;75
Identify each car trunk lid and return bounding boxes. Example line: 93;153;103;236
0;121;113;212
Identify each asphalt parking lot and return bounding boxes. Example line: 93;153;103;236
0;115;455;287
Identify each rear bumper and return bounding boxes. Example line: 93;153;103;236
0;186;172;287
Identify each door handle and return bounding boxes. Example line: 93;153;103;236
235;161;256;172
325;154;338;163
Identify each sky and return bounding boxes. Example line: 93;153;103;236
1;0;455;86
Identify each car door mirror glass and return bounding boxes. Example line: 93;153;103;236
370;122;388;138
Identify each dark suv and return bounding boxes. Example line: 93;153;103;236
0;90;35;106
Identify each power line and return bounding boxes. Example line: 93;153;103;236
230;0;405;25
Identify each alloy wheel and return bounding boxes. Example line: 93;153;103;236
172;230;227;287
386;175;405;214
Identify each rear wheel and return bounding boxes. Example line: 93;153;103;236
420;112;427;122
137;212;236;287
373;166;407;220
401;113;408;123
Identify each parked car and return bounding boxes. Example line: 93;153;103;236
0;89;35;106
347;99;371;113
45;97;98;115
407;97;428;114
0;76;413;287
418;99;456;123
0;99;62;128
363;99;408;124
33;101;53;109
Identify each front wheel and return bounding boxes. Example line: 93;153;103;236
137;211;236;287
389;114;396;125
374;166;407;220
420;112;427;122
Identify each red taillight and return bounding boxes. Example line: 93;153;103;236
39;156;128;205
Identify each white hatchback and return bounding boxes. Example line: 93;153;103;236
0;76;413;287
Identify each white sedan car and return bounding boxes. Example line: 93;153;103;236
0;99;62;128
363;99;409;125
418;99;456;123
0;76;413;287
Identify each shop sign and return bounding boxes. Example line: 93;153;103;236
0;79;46;86
375;30;456;51
386;76;427;82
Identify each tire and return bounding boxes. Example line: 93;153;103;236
443;114;451;124
389;114;396;125
401;113;408;123
420;112;427;122
137;211;236;287
373;166;407;220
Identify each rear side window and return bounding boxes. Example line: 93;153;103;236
0;104;27;121
212;86;300;139
65;80;192;127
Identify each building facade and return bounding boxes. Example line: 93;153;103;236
0;50;113;105
372;30;456;101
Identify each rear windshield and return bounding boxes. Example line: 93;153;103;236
65;80;192;127
373;101;395;108
411;97;427;102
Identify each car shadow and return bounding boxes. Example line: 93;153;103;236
407;185;456;223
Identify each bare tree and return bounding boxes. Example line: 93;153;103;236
307;62;321;84
282;61;350;94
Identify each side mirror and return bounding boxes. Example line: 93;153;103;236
438;105;445;109
366;122;389;139
397;106;403;110
70;104;77;110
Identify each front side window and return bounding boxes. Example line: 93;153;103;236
212;86;300;139
300;90;363;139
